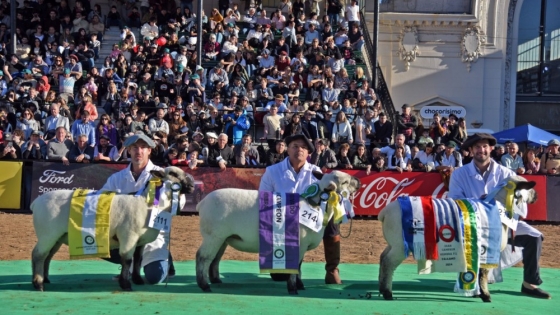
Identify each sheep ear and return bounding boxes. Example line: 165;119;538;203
312;171;323;180
515;181;536;191
150;169;166;179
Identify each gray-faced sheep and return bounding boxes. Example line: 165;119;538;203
378;175;537;302
195;171;361;294
30;166;194;291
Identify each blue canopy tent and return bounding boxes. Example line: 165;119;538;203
492;124;558;146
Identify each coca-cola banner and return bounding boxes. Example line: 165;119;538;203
344;171;547;220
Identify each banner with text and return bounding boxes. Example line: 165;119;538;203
29;162;548;220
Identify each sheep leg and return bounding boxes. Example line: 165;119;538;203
379;245;405;300
43;241;63;284
131;246;145;285
209;242;228;284
296;260;305;290
32;237;62;291
287;274;298;295
117;240;137;291
196;237;226;292
478;268;492;303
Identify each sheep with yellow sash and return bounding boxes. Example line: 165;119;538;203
30;166;194;291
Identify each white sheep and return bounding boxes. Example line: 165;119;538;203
377;176;537;302
30;166;195;291
195;171;361;294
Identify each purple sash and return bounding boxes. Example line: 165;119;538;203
259;191;300;274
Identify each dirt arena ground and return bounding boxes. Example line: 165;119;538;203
1;212;559;268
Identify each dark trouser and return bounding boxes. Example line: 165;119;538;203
270;218;340;281
509;235;544;285
104;249;175;284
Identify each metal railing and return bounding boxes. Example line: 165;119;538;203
359;10;398;142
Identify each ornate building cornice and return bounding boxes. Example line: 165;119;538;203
397;26;420;71
461;26;486;71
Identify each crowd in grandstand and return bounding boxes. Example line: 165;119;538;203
0;0;558;175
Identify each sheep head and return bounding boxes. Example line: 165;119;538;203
150;166;195;195
314;171;361;195
491;175;537;218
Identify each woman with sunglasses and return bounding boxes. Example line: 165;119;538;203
168;110;188;141
17;109;40;140
96;114;118;145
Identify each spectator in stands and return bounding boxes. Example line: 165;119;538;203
17;108;40;141
501;142;525;174
539;139;560;174
96;114;118;146
58;68;75;103
348;23;364;50
435;141;463;172
44;102;70;140
235;134;260;166
149;108;170;135
223;106;250;145
69;134;94;163
207;132;235;170
71;110;95;146
107;6;123;29
22;130;46;160
262;104;283;148
266;139;288;166
336;142;352;169
47;126;73;165
322;78;340;108
208;64;229;89
346;0;360;28
397;104;417;144
413;142;436;172
93;135;118;162
352;143;372;174
0;132;22;160
331;111;353;149
491;144;506;163
428;112;445;145
168;109;188;141
388;145;412;173
523;148;540;175
311;138;337;172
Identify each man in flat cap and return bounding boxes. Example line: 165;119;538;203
448;133;550;299
260;134;345;285
397;104;418;145
100;132;177;284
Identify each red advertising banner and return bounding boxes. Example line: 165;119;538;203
29;162;548;220
345;171;547;221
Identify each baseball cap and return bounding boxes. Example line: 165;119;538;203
548;139;560;146
123;133;156;148
206;132;218;139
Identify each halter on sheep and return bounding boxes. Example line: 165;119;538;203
30;166;195;291
377;175;537;302
195;171;361;294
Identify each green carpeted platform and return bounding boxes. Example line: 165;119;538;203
1;260;558;314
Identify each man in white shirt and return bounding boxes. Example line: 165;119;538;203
435;141;463;172
260;134;344;285
448;133;550;299
345;0;360;28
44;102;70;140
380;133;411;160
100;133;176;284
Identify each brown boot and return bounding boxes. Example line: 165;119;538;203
324;235;342;284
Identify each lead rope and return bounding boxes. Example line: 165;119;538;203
340;192;355;239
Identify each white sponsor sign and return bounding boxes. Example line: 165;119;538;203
419;106;467;119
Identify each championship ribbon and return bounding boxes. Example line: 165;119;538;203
146;178;162;207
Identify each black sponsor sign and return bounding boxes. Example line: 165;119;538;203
31;162;126;202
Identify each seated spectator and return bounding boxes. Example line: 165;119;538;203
491;144;506;163
352;143;371;173
539;139;560;174
435;141;463;172
501;142;525;175
266;139;288;166
58;68;77;103
523;148;540;175
310;138;337;172
372;112;393;147
412;143;436;172
223;106;250;145
388;145;412;173
234;134;260;166
207;133;235;170
371;156;387;172
331;111;353;149
0;132;22;160
107;6;123;29
336;142;352;169
149;108;170;135
93;135;118;162
70;110;96;146
17;108;40;141
22;130;46;160
43;103;70;140
96;114;118;146
68;134;94;163
47;126;73;165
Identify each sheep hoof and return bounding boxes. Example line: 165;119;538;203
119;279;133;291
381;290;394;300
288;290;299;295
33;282;44;291
43;278;51;284
210;278;222;284
131;274;144;285
296;278;305;290
479;294;492;303
202;287;212;293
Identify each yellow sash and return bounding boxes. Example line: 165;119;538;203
68;189;115;259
